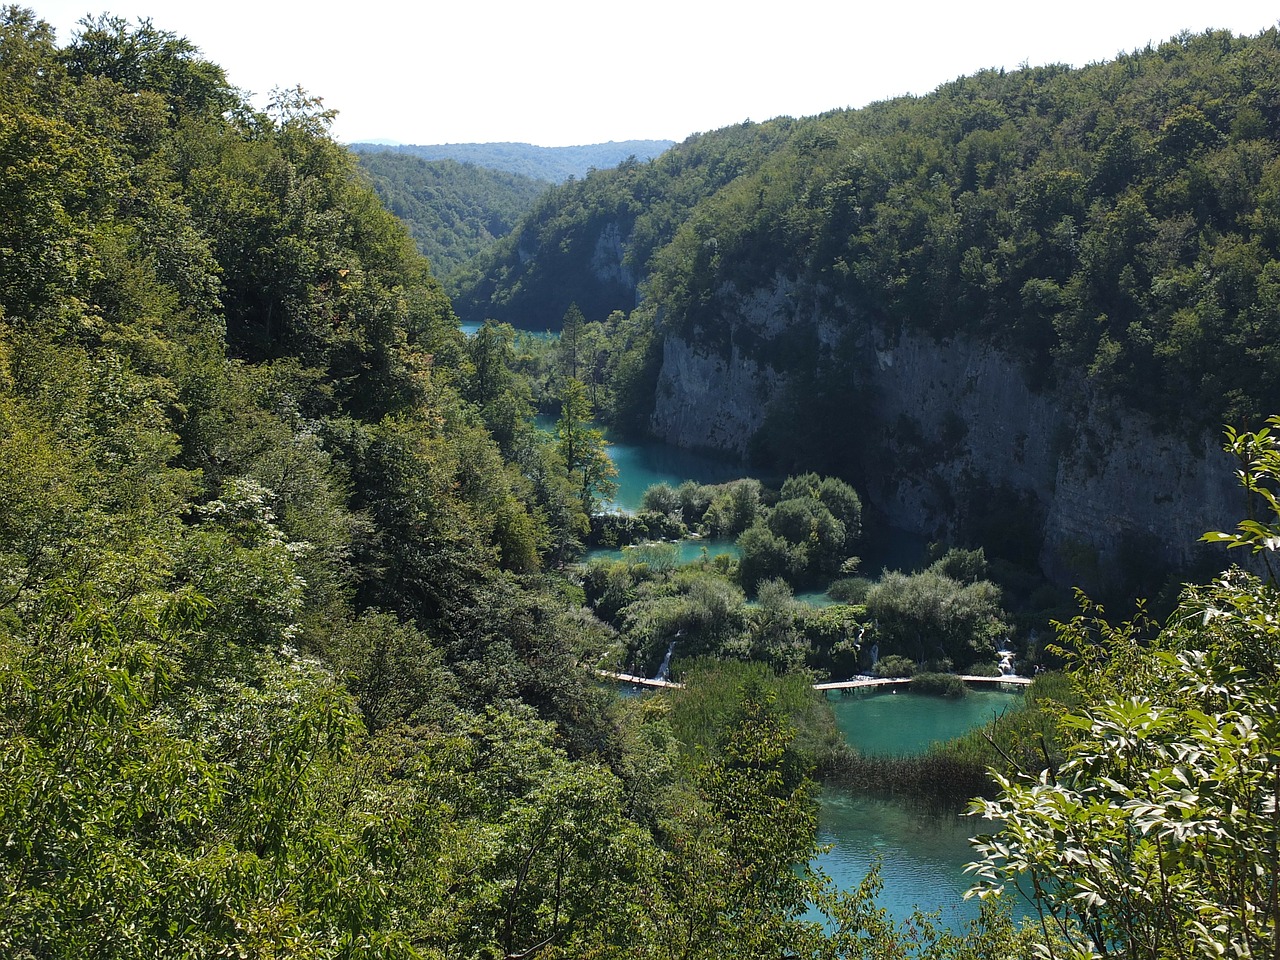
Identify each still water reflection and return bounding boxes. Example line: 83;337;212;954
815;690;1024;928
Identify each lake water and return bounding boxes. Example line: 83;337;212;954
813;790;989;928
606;437;755;512
589;432;926;588
814;689;1024;929
829;688;1020;756
461;320;556;341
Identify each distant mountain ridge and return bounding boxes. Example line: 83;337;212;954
350;140;676;183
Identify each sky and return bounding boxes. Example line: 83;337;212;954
25;1;1280;148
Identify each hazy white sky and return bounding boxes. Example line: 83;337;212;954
26;1;1280;147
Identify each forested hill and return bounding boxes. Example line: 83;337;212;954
450;120;799;327
6;10;1280;957
354;151;550;283
449;27;1280;587
455;27;1280;434
350;139;676;182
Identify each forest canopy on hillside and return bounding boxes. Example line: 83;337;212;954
456;27;1280;432
355;150;550;282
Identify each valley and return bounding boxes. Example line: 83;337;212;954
2;7;1278;958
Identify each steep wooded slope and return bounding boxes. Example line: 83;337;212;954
451;120;797;327
355;151;550;281
0;11;834;956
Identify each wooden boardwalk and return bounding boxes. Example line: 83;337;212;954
955;674;1032;686
596;670;684;690
599;671;1031;693
812;677;913;692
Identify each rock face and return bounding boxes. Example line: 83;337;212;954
652;335;782;453
589;222;635;294
650;288;1242;587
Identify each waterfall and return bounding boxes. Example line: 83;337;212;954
654;640;677;682
997;637;1016;676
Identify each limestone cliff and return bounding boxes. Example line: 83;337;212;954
650;284;1241;587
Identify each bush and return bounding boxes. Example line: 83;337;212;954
590;510;685;548
640;482;681;515
965;661;1002;677
873;655;916;678
911;672;968;698
827;577;872;604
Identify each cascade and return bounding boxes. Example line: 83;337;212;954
654;640;677;682
997;637;1016;676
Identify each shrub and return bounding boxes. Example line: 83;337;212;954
827;577;872;604
873;655;916;678
911;672;968;698
966;661;1002;677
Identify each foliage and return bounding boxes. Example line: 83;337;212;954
5;7;1205;957
666;658;844;773
866;569;1009;670
968;424;1280;960
556;375;617;515
0;12;689;955
1201;413;1280;582
737;473;863;593
911;672;969;697
451;121;795;328
873;655;917;679
460;27;1280;438
0;586;420;959
970;645;1280;960
619;566;750;672
589;509;687;548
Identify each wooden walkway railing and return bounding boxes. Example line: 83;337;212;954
955;674;1032;685
812;677;913;692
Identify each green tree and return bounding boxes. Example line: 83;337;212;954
969;628;1280;960
558;301;587;380
865;569;1007;669
651;684;824;959
556;376;617;515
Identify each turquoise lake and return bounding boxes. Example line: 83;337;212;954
814;689;1025;929
491;324;1032;932
604;436;756;512
829;688;1020;756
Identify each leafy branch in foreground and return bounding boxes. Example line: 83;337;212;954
967;422;1280;960
1201;415;1280;581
